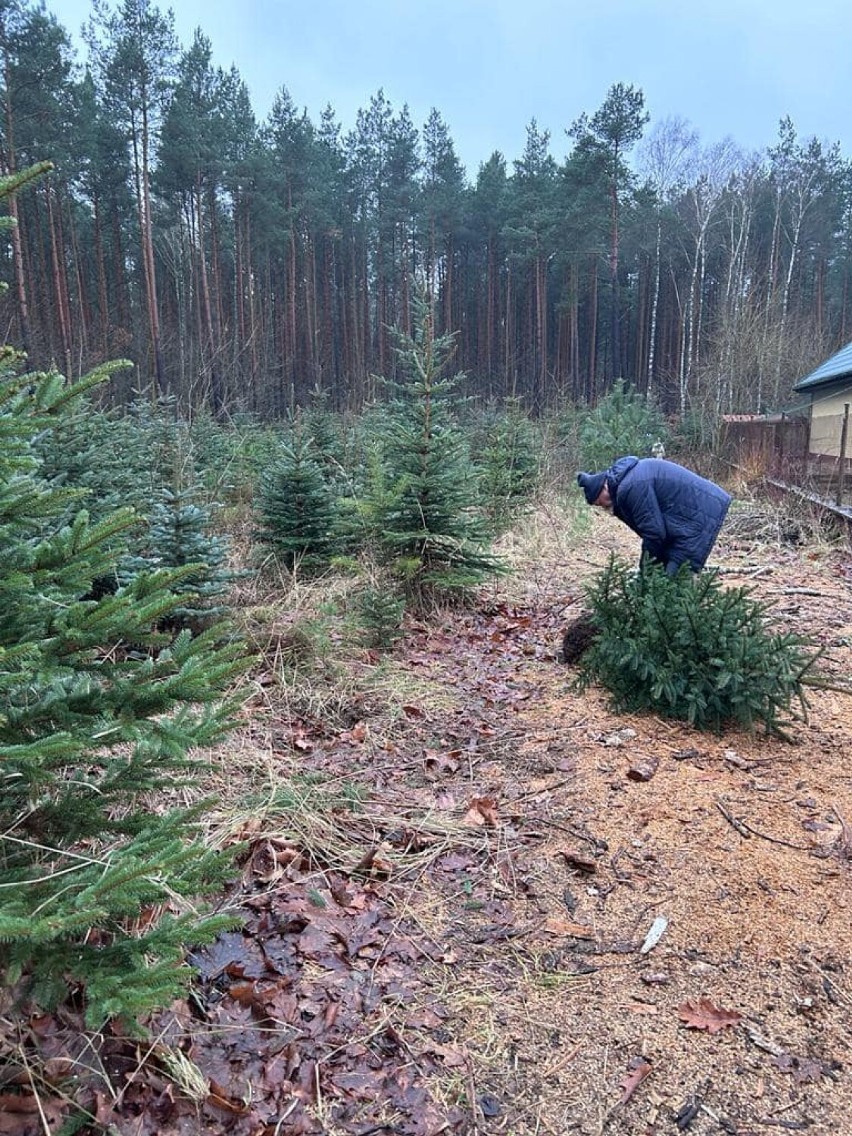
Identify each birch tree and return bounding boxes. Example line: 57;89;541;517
676;138;742;411
637;115;698;396
767;118;847;399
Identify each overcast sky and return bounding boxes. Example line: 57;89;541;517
49;0;852;177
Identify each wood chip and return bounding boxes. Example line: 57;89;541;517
543;916;596;939
560;849;597;873
627;754;660;781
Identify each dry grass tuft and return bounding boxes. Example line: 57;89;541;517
722;497;844;549
155;1045;209;1102
491;490;593;606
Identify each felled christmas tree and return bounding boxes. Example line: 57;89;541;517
575;557;820;736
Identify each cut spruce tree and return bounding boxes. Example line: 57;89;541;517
574;557;821;736
0;162;248;1032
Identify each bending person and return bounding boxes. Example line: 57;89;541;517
577;455;731;575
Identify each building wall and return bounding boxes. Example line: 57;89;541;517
809;386;852;457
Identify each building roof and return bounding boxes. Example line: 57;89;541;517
794;341;852;391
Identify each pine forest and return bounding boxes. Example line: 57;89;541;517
1;0;851;421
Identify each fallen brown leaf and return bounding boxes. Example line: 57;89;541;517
677;997;742;1033
463;795;499;826
424;749;460;778
619;1056;653;1105
207;1078;251;1114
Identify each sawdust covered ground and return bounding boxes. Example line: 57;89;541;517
408;499;852;1136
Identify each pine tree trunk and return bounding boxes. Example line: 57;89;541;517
376;238;387;379
111;207;131;335
242;203;259;397
208;183;225;353
504;262;512;397
45;183;72;377
346;235;360;399
136;94;164;396
486;237;497;385
571;263;580;397
196;181;223;415
0;44;31;355
93;194;111;359
320;237;334;398
442;235;453;339
588;257;598;399
66;194;90;372
139;188;158;384
536;252;547;409
361;240;372;397
305;233;318;389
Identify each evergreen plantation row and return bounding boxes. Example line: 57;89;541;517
2;0;851;423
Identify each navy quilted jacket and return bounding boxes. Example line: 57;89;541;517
606;456;731;574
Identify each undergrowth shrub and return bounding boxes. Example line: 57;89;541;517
576;557;820;736
354;582;406;650
257;433;345;574
579;379;669;470
474;399;541;531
